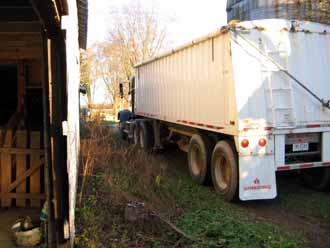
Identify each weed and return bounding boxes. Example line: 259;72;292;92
76;121;305;248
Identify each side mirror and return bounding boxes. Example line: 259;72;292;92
79;85;87;95
119;83;124;98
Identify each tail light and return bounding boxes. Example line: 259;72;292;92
241;139;249;148
259;138;267;147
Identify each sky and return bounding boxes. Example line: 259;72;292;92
87;0;228;48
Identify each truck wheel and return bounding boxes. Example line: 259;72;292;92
188;134;212;185
119;125;127;140
211;140;238;202
138;121;154;151
133;125;140;146
301;167;330;191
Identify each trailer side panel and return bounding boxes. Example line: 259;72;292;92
135;33;238;136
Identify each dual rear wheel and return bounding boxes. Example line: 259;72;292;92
133;121;154;151
132;123;239;201
129;124;330;201
188;134;238;202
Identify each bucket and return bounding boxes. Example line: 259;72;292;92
11;219;41;247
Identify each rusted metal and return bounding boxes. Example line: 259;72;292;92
227;0;330;25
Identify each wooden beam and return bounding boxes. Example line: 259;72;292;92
0;22;41;33
0;34;42;43
0;41;42;49
0;129;3;147
0;48;43;60
17;62;26;111
16;130;28;207
30;131;42;207
0;193;46;200
0;148;44;155
0;8;37;22
7;157;45;193
6;109;23;130
30;0;60;31
1;130;13;207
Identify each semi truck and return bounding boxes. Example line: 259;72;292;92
118;19;330;202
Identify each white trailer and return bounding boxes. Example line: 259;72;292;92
119;19;330;201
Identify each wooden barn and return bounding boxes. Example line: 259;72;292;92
0;0;87;247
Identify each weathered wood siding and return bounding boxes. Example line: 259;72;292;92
64;0;83;246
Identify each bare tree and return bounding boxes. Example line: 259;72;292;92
80;49;93;106
80;2;169;117
105;1;169;112
80;45;107;106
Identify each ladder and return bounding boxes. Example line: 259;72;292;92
230;28;330;118
261;41;296;128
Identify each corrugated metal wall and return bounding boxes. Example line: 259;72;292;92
227;0;330;24
136;33;238;136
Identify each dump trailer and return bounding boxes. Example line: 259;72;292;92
119;19;330;201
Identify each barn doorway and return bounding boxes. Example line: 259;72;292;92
0;0;80;246
0;65;18;126
0;61;45;246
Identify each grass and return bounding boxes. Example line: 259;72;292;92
75;122;305;248
162;174;302;248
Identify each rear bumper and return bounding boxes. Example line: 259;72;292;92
277;161;330;171
275;131;330;170
237;129;330;200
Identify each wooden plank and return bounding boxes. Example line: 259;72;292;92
0;48;43;60
0;148;44;155
0;193;46;200
8;157;44;193
0;40;42;48
0;33;42;42
16;130;27;207
0;47;42;53
6;109;22;130
0;129;2;199
0;129;3;148
18;62;26;110
30;132;41;207
0;8;37;23
0;22;42;33
1;130;12;207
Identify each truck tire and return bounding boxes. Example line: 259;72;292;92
188;134;212;185
119;125;127;140
211;140;238;202
301;167;330;191
133;124;140;146
138;121;154;151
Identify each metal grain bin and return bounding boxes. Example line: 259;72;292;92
227;0;330;24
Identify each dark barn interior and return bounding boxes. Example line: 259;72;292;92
0;65;18;126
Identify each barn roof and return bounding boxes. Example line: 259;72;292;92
77;0;88;49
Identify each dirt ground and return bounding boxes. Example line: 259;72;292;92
158;148;330;248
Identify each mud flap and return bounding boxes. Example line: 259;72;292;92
239;155;277;201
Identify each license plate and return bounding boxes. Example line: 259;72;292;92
292;143;309;152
